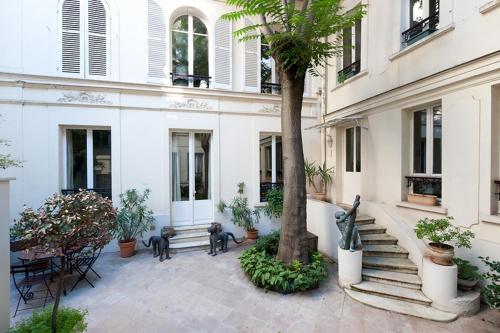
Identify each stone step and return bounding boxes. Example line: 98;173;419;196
363;244;409;258
355;215;376;225
351;281;431;306
173;224;211;235
170;239;210;253
170;232;210;244
357;224;387;235
362;257;418;274
362;269;422;290
360;233;398;245
344;289;457;322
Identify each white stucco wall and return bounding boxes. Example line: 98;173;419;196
0;179;14;331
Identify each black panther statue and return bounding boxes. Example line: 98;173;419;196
207;223;243;256
143;226;176;261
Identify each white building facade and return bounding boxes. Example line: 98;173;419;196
323;0;500;266
0;0;322;246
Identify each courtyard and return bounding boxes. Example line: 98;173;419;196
10;246;500;333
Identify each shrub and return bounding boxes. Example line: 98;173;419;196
479;256;500;310
9;307;87;333
218;182;260;231
114;189;155;242
239;232;328;293
263;187;283;219
453;258;481;281
414;217;474;248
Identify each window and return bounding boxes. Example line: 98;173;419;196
410;105;442;197
61;0;109;77
345;126;361;173
261;37;280;94
64;128;111;198
402;0;440;46
338;17;361;83
259;134;283;202
171;15;209;88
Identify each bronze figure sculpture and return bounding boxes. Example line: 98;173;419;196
142;226;176;261
336;195;362;251
207;223;243;256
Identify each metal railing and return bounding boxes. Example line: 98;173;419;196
260;182;283;202
337;60;361;83
261;82;282;95
170;73;212;88
405;175;442;198
402;12;440;46
61;188;112;199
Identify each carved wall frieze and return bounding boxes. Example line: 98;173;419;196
168;98;213;110
57;91;112;105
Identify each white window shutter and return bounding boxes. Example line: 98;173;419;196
304;72;311;97
148;0;167;80
61;0;81;74
87;0;108;76
214;18;232;89
244;19;259;92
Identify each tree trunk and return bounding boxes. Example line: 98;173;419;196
51;256;65;333
276;69;309;265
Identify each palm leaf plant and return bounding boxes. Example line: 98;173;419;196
222;0;365;264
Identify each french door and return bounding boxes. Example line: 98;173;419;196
171;131;213;226
342;126;362;204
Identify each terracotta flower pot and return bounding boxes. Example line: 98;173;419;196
118;239;137;258
428;242;454;266
407;193;438;206
312;192;328;202
246;229;259;240
458;278;478;291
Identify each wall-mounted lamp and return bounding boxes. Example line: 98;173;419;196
326;134;333;148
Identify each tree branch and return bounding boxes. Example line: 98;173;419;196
261;14;274;35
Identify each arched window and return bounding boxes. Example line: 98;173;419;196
171;15;209;88
61;0;109;77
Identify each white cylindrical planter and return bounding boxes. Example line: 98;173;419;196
338;246;362;288
422;256;457;308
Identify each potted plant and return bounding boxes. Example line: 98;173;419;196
114;189;155;258
479;256;500;310
304;160;334;202
304;159;318;196
453;258;481;291
414;217;474;266
218;182;260;239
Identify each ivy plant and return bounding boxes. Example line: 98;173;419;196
479;256;500;309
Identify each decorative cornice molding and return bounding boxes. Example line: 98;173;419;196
57;91;112;105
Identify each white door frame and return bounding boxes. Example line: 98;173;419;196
170;130;214;226
342;125;362;205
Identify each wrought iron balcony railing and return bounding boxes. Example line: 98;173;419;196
61;188;112;199
405;175;442;198
337;60;361;83
261;82;282;95
170;73;212;88
260;182;283;202
402;12;440;46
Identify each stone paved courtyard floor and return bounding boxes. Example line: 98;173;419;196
10;245;500;333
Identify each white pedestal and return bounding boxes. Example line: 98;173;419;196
0;178;14;332
338;246;362;288
422;256;457;308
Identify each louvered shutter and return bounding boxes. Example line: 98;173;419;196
214;18;232;89
62;0;81;74
244;19;259;92
87;0;108;76
148;0;167;80
304;72;311;97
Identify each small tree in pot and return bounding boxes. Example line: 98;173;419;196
304;160;334;201
114;189;155;258
12;191;116;333
414;217;474;266
218;182;260;239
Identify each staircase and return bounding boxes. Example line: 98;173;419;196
169;224;211;253
343;215;458;322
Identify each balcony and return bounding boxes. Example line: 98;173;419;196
337;60;361;84
402;12;440;47
170;73;212;88
61;188;112;199
261;82;282;95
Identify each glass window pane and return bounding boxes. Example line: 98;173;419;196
355;19;361;62
193;17;207;35
172;132;190;201
93;130;111;197
356;126;361;172
261;42;272;84
432;106;442;174
410;0;424;26
342;27;352;68
276;136;283;182
346;128;354;172
193;34;209;87
172;15;188;31
66;129;87;190
259;134;272;201
194;133;211;200
413;110;427;173
172;30;188;86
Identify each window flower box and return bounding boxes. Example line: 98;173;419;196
407;193;438;206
